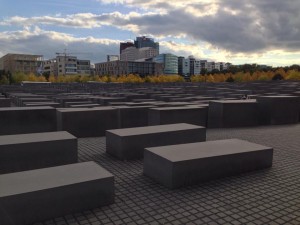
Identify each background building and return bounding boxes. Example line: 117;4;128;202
188;56;201;76
134;36;159;51
119;36;159;62
120;47;159;61
95;60;163;77
119;42;134;55
178;57;192;76
107;55;119;62
153;54;178;74
77;59;91;75
0;53;43;74
43;55;91;76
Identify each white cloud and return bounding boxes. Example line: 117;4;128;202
0;27;120;63
1;0;300;66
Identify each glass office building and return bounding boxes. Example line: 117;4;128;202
153;54;178;74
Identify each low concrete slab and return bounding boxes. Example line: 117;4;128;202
113;106;152;128
257;96;300;125
0;161;114;225
0;131;77;174
144;139;273;189
148;106;207;126
0;106;57;135
0;98;11;107
106;123;206;160
208;100;259;128
57;107;118;137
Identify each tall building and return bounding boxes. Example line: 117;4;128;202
200;60;207;72
95;60;163;77
0;53;43;74
153;54;178;74
178;57;191;76
119;42;134;55
188;56;201;76
134;36;159;51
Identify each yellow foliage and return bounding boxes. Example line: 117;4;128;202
56;75;67;83
257;73;270;81
48;75;57;82
27;73;37;81
214;74;226;82
286;70;300;80
275;68;287;79
191;75;205;82
206;74;215;82
36;76;47;82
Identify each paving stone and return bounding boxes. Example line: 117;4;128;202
30;123;300;225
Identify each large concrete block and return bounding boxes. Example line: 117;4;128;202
92;97;126;106
148;106;207;126
0;98;11;107
113;106;152;128
106;123;206;160
144;139;273;189
257;96;300;125
0;162;114;225
0;106;57;135
19;98;50;106
207;100;259;128
55;97;90;107
0;131;77;174
57;107;118;137
23;102;61;108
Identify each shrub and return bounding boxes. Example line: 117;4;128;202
286;70;300;80
272;73;284;80
226;76;234;82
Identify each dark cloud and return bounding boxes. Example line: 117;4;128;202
1;0;300;56
117;0;300;53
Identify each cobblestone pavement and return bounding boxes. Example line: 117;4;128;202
35;124;300;225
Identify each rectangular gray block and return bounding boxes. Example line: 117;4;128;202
148;106;207;126
106;123;206;160
114;106;152;128
144;139;273;189
257;96;300;125
0;161;114;225
0;106;57;135
57;107;118;137
0;131;78;174
0;98;11;107
208;100;259;128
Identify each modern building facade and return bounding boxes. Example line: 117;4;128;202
188;56;201;76
43;59;57;75
134;36;159;51
119;42;134;55
153;54;178;74
77;60;91;75
120;47;159;62
0;53;43;74
43;55;91;76
95;60;163;77
178;57;189;76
